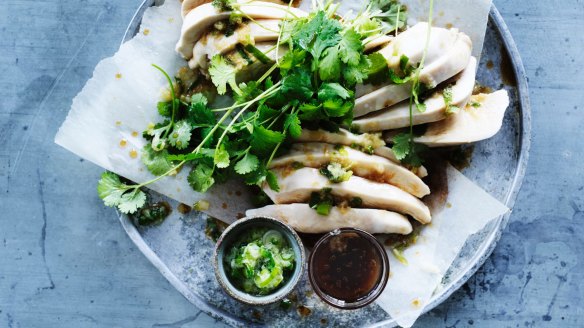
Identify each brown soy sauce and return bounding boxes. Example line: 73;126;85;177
311;231;383;303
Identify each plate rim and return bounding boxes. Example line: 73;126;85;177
118;1;532;327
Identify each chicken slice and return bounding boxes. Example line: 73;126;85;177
294;128;428;178
354;23;472;117
246;204;413;234
415;90;510;147
176;1;307;59
181;0;212;17
352;56;477;132
269;143;429;197
188;19;282;69
264;168;432;223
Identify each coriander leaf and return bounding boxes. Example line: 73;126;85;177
118;189;147;214
266;170;280;192
293;14;320;50
318;83;352;100
188;162;215;193
141;144;175;176
338;29;363;66
250;125;285;154
209;54;241;95
344;56;371;86
188;94;215;125
157;101;172;117
284;113;302;138
368;0;407;34
391;132;426;167
294;11;341;59
214;143;230;169
279;49;307;73
281;68;313;101
311;18;342;60
403;142;426;167
298;102;324;121
234;81;262;104
168;120;192;149
257;104;280;123
97;172;146;214
319;46;341;81
97;172;127;207
235;152;259;175
244;164;268;186
391;132;411;161
323;99;352;117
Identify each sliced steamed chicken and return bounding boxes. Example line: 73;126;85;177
269;143;429;197
295;128;428;178
263;168;432;223
176;1;307;60
188;19;282;69
415;90;510;147
181;0;290;17
246;204;413;234
180;0;212;17
352;56;477;132
354;23;472;117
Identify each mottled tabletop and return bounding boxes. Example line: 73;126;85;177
1;0;582;327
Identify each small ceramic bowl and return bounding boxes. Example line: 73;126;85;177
213;216;305;305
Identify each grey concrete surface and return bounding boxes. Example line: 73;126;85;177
0;0;582;327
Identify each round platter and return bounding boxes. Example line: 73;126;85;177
118;1;531;327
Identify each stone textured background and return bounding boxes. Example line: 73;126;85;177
1;0;582;327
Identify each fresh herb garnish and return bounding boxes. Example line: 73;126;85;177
97;172;147;214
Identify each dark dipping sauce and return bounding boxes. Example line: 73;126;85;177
309;228;389;309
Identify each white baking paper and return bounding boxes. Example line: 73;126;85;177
55;0;505;326
376;164;508;327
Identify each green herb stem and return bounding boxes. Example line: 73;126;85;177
152;64;177;138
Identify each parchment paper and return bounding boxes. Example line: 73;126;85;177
55;0;505;326
377;165;508;327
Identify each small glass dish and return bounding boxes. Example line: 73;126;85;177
308;228;390;309
213;216;305;306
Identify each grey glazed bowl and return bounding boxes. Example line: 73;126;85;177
213;216;305;306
